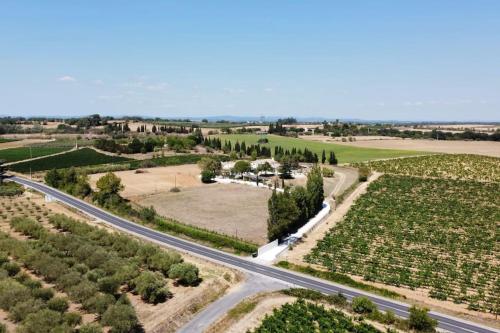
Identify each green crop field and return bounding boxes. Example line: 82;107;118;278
0;146;70;163
9;148;131;173
306;174;500;312
213;134;426;163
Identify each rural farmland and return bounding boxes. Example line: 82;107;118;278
213;134;427;164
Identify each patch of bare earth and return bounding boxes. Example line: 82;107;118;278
0;138;54;150
89;164;203;198
136;183;271;245
337;138;500;157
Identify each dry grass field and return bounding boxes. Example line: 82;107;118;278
89;164;272;245
300;135;500;157
89;164;202;198
138;183;271;245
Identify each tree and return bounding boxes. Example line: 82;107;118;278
232;160;251;176
321;150;326;164
131;271;169;303
101;304;139;333
279;155;293;179
169;263;200;285
267;189;300;241
291;186;309;224
306;165;324;216
408;306;437;332
257;161;274;174
0;160;6;184
94;172;124;206
197;157;222;175
329;151;338;165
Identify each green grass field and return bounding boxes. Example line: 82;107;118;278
0;146;70;163
214;134;426;163
9;148;131;173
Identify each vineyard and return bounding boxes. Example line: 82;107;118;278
306;175;500;313
363;154;500;182
0;195;201;332
250;299;381;333
0;146;69;163
9;148;131;173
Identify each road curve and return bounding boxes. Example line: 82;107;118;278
11;176;499;333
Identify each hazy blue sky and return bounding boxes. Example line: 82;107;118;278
1;1;499;121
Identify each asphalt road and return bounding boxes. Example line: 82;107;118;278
11;176;499;333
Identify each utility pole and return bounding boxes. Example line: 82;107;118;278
29;146;32;179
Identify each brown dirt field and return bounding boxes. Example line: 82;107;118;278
0;138;54;150
89;164;203;198
136;183;271;245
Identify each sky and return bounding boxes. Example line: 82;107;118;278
0;1;499;121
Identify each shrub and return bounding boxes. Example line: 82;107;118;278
408;306;437;332
358;166;370;182
83;293;116;315
101;304;139;333
18;309;62;333
139;206;156;223
32;287;54;301
351;296;377;314
0;182;24;196
148;251;182;276
201;170;215;183
322;167;334;178
2;261;20;276
79;323;103;333
97;276;121;294
131;271;169;303
63;312;82;327
0;323;6;333
9;298;45;322
0;279;31;310
57;271;83;289
169;263;199;286
47;297;69;313
68;280;98;303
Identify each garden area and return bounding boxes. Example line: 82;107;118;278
305;174;500;314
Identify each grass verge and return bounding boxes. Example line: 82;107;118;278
152;216;258;255
275;261;403;300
